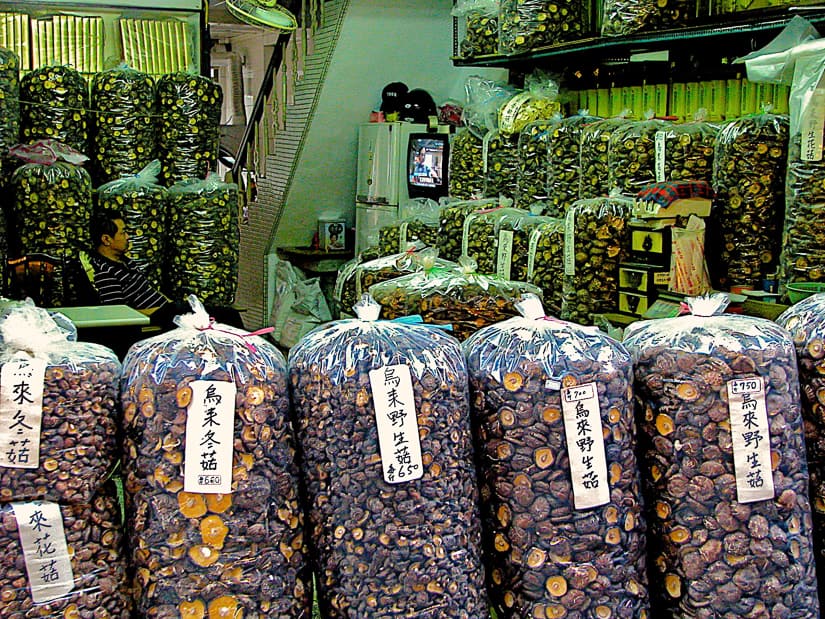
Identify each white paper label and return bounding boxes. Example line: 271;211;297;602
0;357;47;469
12;501;74;603
497;230;514;279
654;131;667;182
728;377;774;503
563;208;576;277
369;364;423;484
561;382;610;509
184;380;237;494
801;87;825;162
527;228;541;279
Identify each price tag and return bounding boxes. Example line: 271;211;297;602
184;380;237;494
497;230;514;280
369;364;423;484
728;377;774;503
561;382;609;509
12;501;74;603
0;356;47;469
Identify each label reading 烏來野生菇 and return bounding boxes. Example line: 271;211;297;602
561;382;610;509
369;364;423;484
183;380;237;494
0;356;47;469
728;377;774;503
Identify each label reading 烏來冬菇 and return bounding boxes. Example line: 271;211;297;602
369;364;423;484
561;382;610;509
0;356;47;469
728;377;774;503
183;380;237;494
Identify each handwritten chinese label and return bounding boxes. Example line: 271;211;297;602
561;382;610;509
369;364;423;484
654;131;667;183
184;380;237;494
728;377;774;503
801;83;824;163
0;357;47;469
11;501;74;603
496;230;514;280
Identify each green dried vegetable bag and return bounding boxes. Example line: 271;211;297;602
448;128;485;199
156;72;223;186
166;173;239;306
20;64;88;153
91;65;156;185
0;47;20;180
96;159;167;290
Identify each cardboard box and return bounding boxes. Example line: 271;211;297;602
319;218;346;251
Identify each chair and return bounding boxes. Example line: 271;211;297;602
4;254;64;307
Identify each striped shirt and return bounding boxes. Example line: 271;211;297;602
88;254;168;310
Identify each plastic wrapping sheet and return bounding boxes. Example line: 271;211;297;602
0;482;132;618
156;72;222;186
96;160;167;291
624;296;819;618
287;299;488;618
561;197;632;325
515;118;558;210
20;65;88;153
483;130;521;200
609;116;670;195
601;0;693;36
370;256;542;341
90;66;156;186
464;295;648;619
0;304;120;505
654;114;719;184
547;113;601;215
527;218;565;315
710;113;789;289
579;116;630;200
452;0;499;58
448;129;485;199
437;198;499;262
166;174;239;306
120;299;310;618
499;0;585;54
0;47;20;180
777;294;825;583
463;206;528;275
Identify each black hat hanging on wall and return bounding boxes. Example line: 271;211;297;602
380;82;409;121
399;88;437;125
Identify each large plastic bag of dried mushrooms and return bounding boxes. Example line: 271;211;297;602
96;159;167;291
464;294;649;619
156;72;222;186
20;64;87;153
370;255;542;341
561;196;632;325
499;0;585;54
452;0;499;59
463;206;528;275
623;294;819;618
437;197;501;262
377;198;442;257
546;112;601;215
0;304;120;505
449;128;486;199
579;114;631;199
608;114;670;196
288;295;488;618
0;481;133;618
497;208;557;282
515;117;559;211
0;47;20;180
527;218;565;315
710;111;789;291
120;297;310;618
654;110;719;184
483;129;521;200
91;65;156;185
166;173;239;307
776;293;825;583
601;0;692;36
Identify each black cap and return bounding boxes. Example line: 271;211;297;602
399;88;436;124
380;82;409;114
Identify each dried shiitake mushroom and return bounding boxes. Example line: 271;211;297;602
449;129;485;199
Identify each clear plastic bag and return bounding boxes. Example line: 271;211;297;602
0;48;20;176
0;482;133;618
156;72;223;186
449;128;486;199
601;0;693;36
464;294;649;619
710;112;789;289
515;117;559;210
437;198;500;262
561;197;632;325
20;65;88;153
97;159;167;291
496;209;556;282
120;298;310;618
497;74;561;136
0;304;120;505
624;295;819;618
166;173;239;306
90;65;156;185
579;115;630;200
609;115;670;195
463;206;528;275
499;0;585;54
453;0;500;58
654;111;719;184
287;297;488;618
462;76;517;139
527;218;566;315
370;256;543;341
547;112;601;214
377;198;442;257
483;130;521;200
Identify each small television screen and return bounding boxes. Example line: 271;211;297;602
407;133;449;199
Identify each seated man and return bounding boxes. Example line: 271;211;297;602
88;209;243;330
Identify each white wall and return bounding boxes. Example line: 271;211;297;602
272;0;507;248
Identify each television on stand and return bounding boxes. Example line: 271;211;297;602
406;132;449;200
